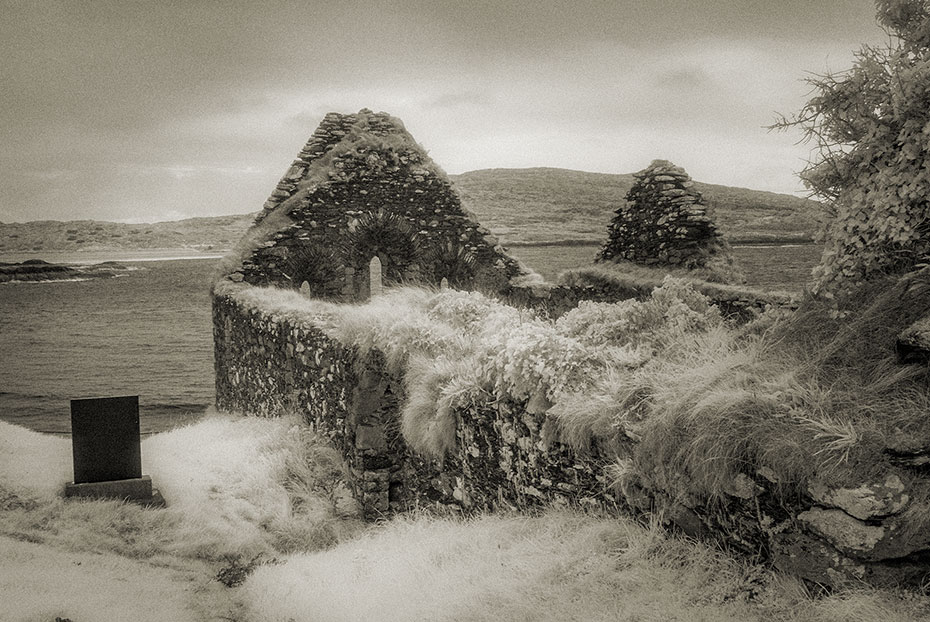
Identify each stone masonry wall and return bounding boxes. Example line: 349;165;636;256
213;284;930;588
599;160;728;269
214;291;408;514
231;109;530;300
213;286;610;515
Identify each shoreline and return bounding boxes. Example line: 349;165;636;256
0;248;228;264
0;238;817;263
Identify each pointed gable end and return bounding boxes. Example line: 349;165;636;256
220;109;532;300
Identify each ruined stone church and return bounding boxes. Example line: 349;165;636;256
228;109;531;300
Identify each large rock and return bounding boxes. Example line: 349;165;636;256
808;474;909;520
897;314;930;364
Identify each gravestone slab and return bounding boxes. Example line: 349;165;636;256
70;395;142;483
65;395;165;506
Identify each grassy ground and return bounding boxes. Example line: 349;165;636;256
2;413;929;621
507;242;821;292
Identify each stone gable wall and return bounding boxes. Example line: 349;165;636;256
229;109;529;300
599;160;728;268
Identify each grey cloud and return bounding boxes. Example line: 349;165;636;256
0;0;882;222
427;90;494;109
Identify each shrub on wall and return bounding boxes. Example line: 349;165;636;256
776;0;930;296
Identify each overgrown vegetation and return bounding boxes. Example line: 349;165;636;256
775;0;930;295
223;268;929;506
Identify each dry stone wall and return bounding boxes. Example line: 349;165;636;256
599;160;728;268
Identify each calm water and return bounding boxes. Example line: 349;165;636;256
0;244;820;437
0;259;217;436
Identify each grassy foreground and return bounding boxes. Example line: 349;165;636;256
1;413;929;621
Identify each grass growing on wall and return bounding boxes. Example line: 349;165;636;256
221;266;930;507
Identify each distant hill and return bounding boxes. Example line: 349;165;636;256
451;168;820;245
0;215;254;255
0;168;820;254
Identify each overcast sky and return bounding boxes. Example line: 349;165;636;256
1;1;885;223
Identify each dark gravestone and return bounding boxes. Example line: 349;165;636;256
71;395;142;483
65;395;165;506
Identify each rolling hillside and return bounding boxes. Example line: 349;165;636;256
452;168;820;244
0;215;253;255
0;168;820;254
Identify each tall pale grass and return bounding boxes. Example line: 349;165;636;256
0;412;363;562
240;507;930;622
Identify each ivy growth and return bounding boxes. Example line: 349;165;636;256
775;0;930;296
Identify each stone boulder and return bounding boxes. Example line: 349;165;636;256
897;314;930;364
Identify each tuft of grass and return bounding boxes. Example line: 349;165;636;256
401;355;477;460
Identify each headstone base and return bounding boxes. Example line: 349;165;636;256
64;475;166;507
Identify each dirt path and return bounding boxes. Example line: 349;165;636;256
0;535;240;622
